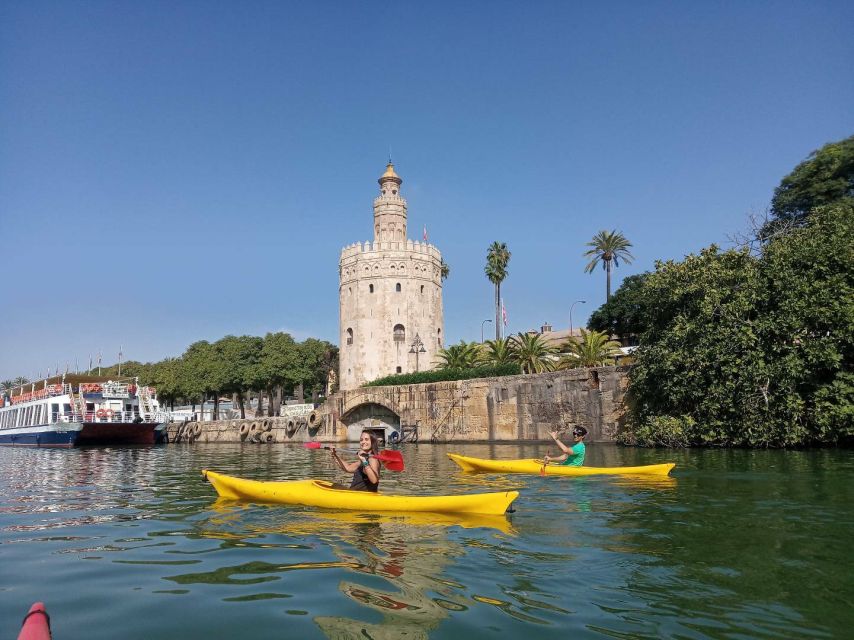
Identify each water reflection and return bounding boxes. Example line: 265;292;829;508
197;500;515;638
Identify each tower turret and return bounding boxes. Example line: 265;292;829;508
373;163;407;243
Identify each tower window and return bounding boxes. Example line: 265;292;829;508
438;328;442;347
392;190;397;195
393;324;405;342
369;284;374;293
346;328;353;345
396;366;402;373
396;283;401;292
420;285;424;294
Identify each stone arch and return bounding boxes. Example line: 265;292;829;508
341;393;403;424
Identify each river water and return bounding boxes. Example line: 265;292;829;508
0;443;851;639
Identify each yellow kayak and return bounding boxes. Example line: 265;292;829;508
447;453;676;477
202;469;519;515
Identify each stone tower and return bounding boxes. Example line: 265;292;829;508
339;163;445;390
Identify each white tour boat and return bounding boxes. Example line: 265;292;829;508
0;375;168;447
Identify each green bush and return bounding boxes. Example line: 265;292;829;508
365;363;521;387
617;415;694;448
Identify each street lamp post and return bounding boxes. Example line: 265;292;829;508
409;334;427;371
480;319;493;343
569;300;587;338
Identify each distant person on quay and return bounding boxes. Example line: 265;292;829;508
543;427;587;467
331;430;381;491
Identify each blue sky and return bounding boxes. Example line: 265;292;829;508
1;1;852;381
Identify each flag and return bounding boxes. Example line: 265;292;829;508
98;351;102;365
89;356;92;372
423;225;428;242
502;300;508;326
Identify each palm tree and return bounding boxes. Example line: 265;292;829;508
0;380;15;397
479;338;514;366
559;329;622;368
584;230;634;301
434;342;482;370
13;376;29;387
485;241;511;340
510;332;558;374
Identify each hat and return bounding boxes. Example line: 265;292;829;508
572;426;588;437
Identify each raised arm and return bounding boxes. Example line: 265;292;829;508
550;430;575;455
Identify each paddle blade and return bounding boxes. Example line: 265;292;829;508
381;459;405;472
374;450;404;464
304;442;323;449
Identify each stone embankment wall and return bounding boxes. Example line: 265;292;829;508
168;366;631;444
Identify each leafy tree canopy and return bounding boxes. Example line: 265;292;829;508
625;201;853;447
769;134;854;228
587;273;651;339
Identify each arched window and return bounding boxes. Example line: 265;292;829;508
346;328;353;345
420;285;424;294
393;324;405;342
396;283;401;292
437;328;442;347
369;284;374;293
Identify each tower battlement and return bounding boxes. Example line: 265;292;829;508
340;240;442;260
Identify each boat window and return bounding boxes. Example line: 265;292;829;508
51;403;59;422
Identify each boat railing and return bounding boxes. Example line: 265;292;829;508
53;411;169;424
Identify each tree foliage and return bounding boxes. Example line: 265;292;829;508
583;229;634;301
479;337;514;366
769;134;854;229
559;329;622;368
485;241;511;341
509;332;557;374
587;273;651;340
624;201;853;447
435;341;482;370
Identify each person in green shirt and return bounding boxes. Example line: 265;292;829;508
543;426;587;467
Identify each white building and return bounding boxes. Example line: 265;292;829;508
338;163;445;390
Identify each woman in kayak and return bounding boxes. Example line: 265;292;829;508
543;426;588;467
331;430;381;492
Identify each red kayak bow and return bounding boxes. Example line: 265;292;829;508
18;602;51;640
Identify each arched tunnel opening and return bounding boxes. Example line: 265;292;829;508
341;403;401;446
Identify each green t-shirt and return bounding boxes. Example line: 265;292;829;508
559;441;585;466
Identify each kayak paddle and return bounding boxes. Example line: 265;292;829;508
304;442;405;471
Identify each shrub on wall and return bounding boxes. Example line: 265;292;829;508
365;363;521;387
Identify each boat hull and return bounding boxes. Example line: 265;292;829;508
203;470;519;515
447;453;676;477
77;421;160;445
0;424;82;447
0;421;162;447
